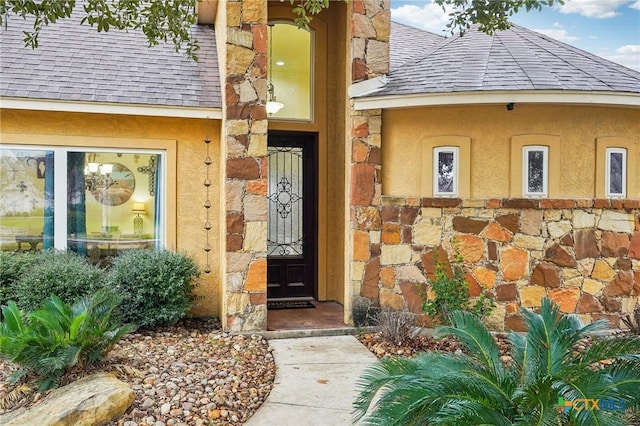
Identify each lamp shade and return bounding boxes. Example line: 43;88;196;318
99;163;113;174
132;203;146;214
87;162;100;173
266;100;284;114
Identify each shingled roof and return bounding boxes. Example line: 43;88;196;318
390;21;444;71
0;13;221;109
379;22;640;97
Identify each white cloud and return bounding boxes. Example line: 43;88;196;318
532;23;579;43
390;1;452;34
630;1;640;9
558;0;634;18
603;44;640;71
617;44;640;54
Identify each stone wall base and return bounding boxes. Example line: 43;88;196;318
352;197;640;331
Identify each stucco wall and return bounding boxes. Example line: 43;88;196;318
0;109;222;317
349;102;640;330
382;104;640;199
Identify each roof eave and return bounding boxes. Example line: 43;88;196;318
0;97;223;120
353;90;640;111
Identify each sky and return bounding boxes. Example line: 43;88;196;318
390;0;640;71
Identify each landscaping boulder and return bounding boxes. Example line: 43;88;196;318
0;373;134;426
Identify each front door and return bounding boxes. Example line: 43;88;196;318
267;132;317;300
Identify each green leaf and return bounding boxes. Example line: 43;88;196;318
1;302;24;334
355;297;639;425
69;311;88;341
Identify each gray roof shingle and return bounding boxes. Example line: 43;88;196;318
390;21;444;70
0;11;221;108
380;22;640;97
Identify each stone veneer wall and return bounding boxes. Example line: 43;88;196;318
352;196;640;330
348;1;389;318
223;0;269;331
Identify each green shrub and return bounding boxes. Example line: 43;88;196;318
354;298;640;425
107;249;200;328
421;251;494;325
15;250;106;312
0;289;136;391
0;251;40;307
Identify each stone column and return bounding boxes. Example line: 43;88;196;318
348;0;390;314
223;0;268;331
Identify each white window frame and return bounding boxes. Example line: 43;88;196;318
1;145;165;251
605;147;626;198
523;146;548;198
433;146;459;197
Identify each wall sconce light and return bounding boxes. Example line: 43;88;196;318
132;202;146;235
85;162;114;192
506;102;515;111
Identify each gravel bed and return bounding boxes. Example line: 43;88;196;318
0;319;276;426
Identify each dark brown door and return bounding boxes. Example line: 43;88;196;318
267;132;317;300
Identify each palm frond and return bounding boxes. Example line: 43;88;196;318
7;368;29;384
70;292;92;317
27;309;65;336
569;405;628;426
354;350;515;425
519;299;594;381
43;296;73;327
111;363;144;379
435;310;503;377
602;361;640;408
0;383;32;409
433;399;512;426
520;300;556;378
557;372;617;426
507;331;532;386
575;336;640;366
353;355;426;421
354;297;640;426
0;302;24;335
513;401;562;426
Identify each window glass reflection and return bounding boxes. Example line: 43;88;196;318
269;23;312;121
1;147;162;265
0;148;52;252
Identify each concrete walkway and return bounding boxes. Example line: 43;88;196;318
245;335;378;426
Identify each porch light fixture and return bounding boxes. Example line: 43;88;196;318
131;202;146;235
266;24;284;115
84;162;114;192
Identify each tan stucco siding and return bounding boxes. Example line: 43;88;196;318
382;104;640;199
0;109;222;317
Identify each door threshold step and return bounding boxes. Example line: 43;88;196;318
267;297;315;302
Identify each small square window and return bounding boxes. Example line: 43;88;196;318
433;147;458;197
605;148;626;198
523;146;548;197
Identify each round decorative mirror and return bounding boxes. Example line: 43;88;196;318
91;162;135;206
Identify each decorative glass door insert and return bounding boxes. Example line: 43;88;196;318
266;132;316;300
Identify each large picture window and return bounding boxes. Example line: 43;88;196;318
0;146;164;263
433;146;458;197
605;148;626;198
523;146;548;197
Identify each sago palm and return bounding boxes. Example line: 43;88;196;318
353;298;640;425
0;289;136;390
